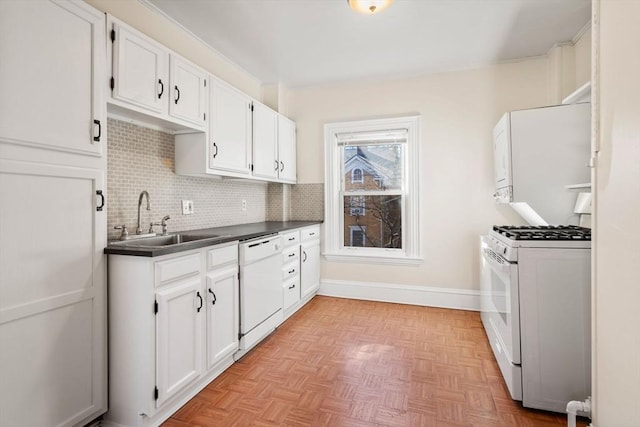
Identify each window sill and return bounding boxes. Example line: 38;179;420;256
323;252;423;266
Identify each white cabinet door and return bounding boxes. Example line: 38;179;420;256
300;241;320;300
156;278;203;407
0;0;105;156
112;22;168;115
0;159;106;427
252;102;279;180
278;114;297;183
209;78;252;174
205;265;239;370
169;56;207;128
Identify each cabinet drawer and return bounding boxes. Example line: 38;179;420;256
282;246;299;264
282;263;298;281
281;230;300;246
283;277;300;310
207;243;238;271
155;253;200;287
300;225;320;242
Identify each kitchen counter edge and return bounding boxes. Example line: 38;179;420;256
104;221;322;257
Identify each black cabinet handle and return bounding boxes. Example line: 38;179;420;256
288;253;296;257
303;250;307;262
288;268;295;274
274;160;279;171
208;288;216;305
93;119;101;142
158;79;164;99
174;85;180;104
196;291;203;312
212;142;218;158
96;190;105;212
280;161;284;172
288;284;296;290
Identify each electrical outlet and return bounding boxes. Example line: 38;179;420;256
181;200;194;215
241;200;247;211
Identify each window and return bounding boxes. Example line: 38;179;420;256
324;116;420;264
349;226;366;247
348;195;365;216
351;168;363;183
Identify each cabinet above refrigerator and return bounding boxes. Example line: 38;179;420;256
493;103;591;225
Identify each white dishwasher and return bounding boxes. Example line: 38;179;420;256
238;234;283;353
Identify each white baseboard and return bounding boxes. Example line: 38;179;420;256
318;279;480;311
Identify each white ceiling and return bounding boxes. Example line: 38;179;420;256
145;0;591;88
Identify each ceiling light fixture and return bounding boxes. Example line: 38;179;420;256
347;0;394;15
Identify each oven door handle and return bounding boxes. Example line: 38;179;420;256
482;248;512;274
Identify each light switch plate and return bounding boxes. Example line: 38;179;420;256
182;200;194;215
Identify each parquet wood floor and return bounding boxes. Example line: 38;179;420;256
163;296;588;426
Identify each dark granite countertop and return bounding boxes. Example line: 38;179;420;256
104;221;322;257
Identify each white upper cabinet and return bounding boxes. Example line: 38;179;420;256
252;102;279;180
108;16;206;132
169;56;208;127
111;22;168;114
209;77;252;175
0;0;105;157
278;115;297;183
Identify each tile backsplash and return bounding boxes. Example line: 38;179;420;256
267;183;324;222
107;119;267;240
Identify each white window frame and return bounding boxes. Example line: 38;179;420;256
324;115;421;265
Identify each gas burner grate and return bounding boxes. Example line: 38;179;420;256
492;225;591;241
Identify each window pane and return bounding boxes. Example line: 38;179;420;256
343;144;403;191
343;195;402;249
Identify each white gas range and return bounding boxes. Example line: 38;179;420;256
480;225;591;413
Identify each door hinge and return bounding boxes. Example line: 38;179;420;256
204;113;206;121
154;386;159;400
237;272;240;281
110;77;115;91
204;80;207;87
154;300;158;314
110;29;115;43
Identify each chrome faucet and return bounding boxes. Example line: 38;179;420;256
136;190;151;235
150;215;171;235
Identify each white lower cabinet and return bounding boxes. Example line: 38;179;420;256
301;226;321;300
156;277;203;407
280;230;301;320
279;225;321;321
107;242;238;427
205;257;239;369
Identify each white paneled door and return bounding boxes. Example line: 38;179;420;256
0;160;106;426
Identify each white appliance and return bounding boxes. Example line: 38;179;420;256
238;234;283;353
480;226;591;413
493;103;590;225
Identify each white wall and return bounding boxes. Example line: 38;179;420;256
288;59;548;290
593;1;640;425
85;0;262;99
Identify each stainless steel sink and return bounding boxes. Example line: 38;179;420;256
110;233;226;248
